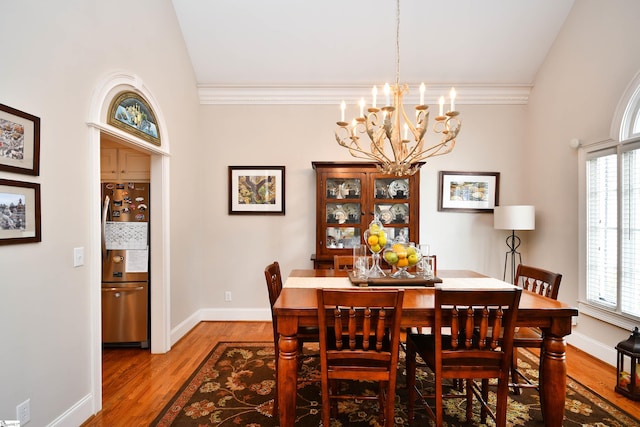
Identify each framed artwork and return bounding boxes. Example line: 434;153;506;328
438;171;500;213
107;91;161;146
0;103;40;176
228;166;285;215
0;179;41;245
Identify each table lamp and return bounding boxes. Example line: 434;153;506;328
494;205;535;283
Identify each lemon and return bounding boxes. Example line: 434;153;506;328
367;235;379;246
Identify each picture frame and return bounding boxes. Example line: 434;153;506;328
0;178;41;245
438;171;500;213
107;91;161;146
0;103;40;176
228;166;285;215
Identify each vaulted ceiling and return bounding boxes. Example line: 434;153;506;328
171;0;575;104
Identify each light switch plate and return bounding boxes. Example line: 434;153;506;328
74;247;84;267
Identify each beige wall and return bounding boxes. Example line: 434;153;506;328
0;0;202;424
526;0;640;359
196;103;527;313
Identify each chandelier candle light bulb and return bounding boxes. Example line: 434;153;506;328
372;86;378;108
419;82;425;105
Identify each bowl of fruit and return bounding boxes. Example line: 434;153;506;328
363;217;388;277
383;241;421;278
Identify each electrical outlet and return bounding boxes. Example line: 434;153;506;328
17;398;30;425
73;247;84;267
225;291;232;302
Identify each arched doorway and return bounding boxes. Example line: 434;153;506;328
87;71;171;412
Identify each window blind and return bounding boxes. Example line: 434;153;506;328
586;153;617;306
621;147;640;317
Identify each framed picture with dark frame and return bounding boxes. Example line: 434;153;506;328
228;166;285;215
0;178;41;245
0;103;40;176
107;91;161;146
438;171;500;213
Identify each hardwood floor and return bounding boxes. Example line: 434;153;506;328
81;321;640;426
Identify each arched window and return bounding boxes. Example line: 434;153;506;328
580;74;640;327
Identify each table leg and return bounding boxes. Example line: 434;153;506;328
539;331;568;427
277;315;299;427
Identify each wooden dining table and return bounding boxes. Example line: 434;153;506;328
273;269;579;427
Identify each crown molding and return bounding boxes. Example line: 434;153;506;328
197;84;531;105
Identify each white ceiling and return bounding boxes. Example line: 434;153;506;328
171;0;575;104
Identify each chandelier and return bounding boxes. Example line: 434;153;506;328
335;0;461;176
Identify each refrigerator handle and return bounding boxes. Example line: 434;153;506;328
102;195;110;260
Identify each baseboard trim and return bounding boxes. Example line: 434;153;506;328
170;308;272;346
47;393;93;427
566;330;617;367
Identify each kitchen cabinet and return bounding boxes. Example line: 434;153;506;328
101;147;150;181
311;161;421;269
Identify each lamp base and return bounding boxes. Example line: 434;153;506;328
503;230;522;284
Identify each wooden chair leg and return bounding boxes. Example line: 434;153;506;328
466;379;474;421
406;341;417;421
511;347;521;395
480;378;489;423
378;382;385;425
495;377;509;427
321;377;331;427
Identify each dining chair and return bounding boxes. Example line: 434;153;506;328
511;264;563;395
333;255;355;270
317;288;405;427
406;286;522;426
264;261;320;415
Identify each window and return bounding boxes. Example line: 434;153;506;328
581;76;640;326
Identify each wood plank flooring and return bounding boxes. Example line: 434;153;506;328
81;321;640;426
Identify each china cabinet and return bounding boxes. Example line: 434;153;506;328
311;161;421;269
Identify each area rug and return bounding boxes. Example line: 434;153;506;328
152;341;640;426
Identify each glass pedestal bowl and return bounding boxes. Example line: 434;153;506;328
383;242;421;279
363;219;388;278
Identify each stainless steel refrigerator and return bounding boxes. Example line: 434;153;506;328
101;182;150;348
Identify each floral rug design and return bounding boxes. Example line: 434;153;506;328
152;341;640;426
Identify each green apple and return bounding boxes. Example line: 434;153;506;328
408;253;419;265
384;252;399;264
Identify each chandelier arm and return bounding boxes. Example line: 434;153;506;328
398;100;429;160
335;127;393;163
365;112;396;164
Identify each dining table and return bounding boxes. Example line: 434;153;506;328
273;269;579;427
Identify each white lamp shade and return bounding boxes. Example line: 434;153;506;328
494;205;535;230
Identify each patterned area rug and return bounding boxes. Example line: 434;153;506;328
152;341;640;426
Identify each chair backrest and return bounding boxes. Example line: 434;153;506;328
264;261;283;340
333;255;354;270
434;286;522;379
317;289;405;376
515;264;562;300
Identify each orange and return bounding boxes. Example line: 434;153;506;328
397;258;409;268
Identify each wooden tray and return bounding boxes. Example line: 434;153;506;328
347;271;443;287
